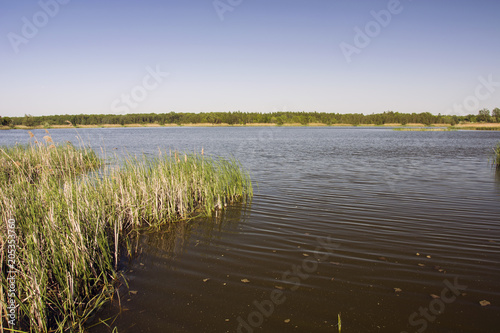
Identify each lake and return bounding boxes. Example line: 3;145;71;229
2;127;499;332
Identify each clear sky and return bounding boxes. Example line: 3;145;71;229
1;0;500;117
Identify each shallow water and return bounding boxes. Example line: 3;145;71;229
2;127;500;332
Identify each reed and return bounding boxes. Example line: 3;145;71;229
0;132;252;332
0;132;100;184
493;142;500;169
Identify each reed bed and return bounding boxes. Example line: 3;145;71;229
392;128;455;131
0;132;100;184
463;127;500;131
0;132;252;332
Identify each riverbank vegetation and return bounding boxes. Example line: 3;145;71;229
392;128;456;132
493;142;500;169
2;108;500;129
0;132;252;332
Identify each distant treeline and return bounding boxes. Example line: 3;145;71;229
2;109;500;127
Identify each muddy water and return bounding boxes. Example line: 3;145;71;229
2;127;499;332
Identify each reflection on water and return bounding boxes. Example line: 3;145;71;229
91;203;253;332
120;202;251;265
1;128;500;332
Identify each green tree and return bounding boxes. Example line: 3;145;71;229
22;114;35;127
477;108;491;122
300;116;309;126
1;116;13;127
492;108;500;122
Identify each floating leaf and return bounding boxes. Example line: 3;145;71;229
241;278;250;283
203;278;210;282
479;300;491;306
284;319;291;323
430;294;440;299
394;288;402;293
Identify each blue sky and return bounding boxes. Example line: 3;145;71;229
1;0;500;117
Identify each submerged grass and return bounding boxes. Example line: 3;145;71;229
0;132;252;332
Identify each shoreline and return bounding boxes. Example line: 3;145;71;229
1;122;500;130
0;138;252;332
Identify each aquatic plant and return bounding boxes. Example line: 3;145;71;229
493;142;500;169
0;132;252;332
0;131;100;184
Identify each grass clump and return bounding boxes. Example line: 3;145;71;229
0;132;252;332
0;132;100;184
493;142;500;169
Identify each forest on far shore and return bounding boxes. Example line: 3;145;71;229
1;108;500;128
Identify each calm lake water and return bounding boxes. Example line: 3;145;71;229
2;127;500;332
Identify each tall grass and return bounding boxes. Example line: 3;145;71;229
0;132;252;332
0;132;100;184
493;142;500;169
